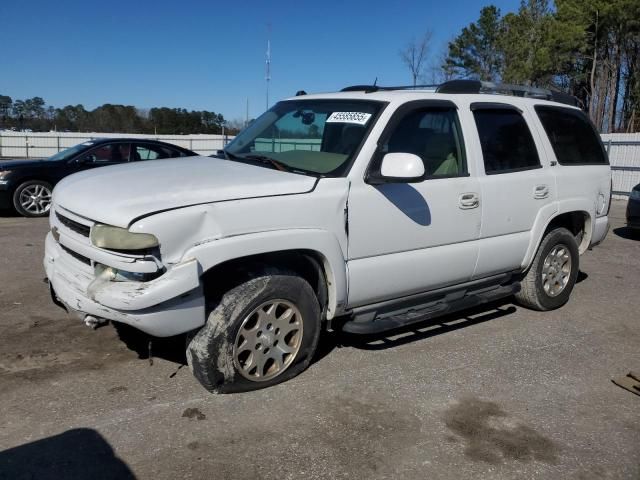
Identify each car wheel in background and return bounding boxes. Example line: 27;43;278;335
13;180;53;217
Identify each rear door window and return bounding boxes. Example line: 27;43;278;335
133;143;180;161
535;106;608;165
79;143;131;163
472;107;540;174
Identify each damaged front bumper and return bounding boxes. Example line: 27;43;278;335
44;232;205;337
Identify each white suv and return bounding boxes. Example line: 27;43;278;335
44;81;611;393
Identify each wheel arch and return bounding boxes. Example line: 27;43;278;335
523;207;592;271
201;250;329;317
187;229;348;321
544;210;592;253
10;175;52;192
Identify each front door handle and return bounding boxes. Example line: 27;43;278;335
459;192;480;209
534;184;550;199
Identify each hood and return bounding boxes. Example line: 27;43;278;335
0;159;57;169
53;156;317;228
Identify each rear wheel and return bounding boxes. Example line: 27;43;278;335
515;227;579;311
186;269;321;393
13;180;53;217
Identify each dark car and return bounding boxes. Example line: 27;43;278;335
627;183;640;231
0;139;197;217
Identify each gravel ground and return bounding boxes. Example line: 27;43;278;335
0;201;638;480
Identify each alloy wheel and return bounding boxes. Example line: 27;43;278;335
19;184;52;215
233;299;303;381
541;244;572;297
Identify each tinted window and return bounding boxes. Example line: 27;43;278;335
384;108;466;177
473;109;540;174
79;143;130;163
535;106;607;165
134;144;181;161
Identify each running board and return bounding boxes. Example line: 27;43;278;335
342;280;520;335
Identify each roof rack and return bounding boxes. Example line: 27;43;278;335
340;80;578;107
436;80;578;106
340;84;438;93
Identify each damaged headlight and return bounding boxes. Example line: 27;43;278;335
90;224;159;250
95;263;161;282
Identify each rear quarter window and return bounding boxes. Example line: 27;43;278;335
534;106;608;165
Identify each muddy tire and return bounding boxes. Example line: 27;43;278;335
186;270;321;393
515;227;579;311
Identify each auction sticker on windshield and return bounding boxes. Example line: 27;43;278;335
326;112;372;125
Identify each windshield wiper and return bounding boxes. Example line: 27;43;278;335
223;150;316;176
222;149;240;160
239;154;291;172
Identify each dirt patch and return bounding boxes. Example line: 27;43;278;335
200;394;423;479
182;408;206;420
107;386;128;394
0;317;140;391
444;396;561;464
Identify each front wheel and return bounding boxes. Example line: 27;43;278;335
515;227;580;311
13;180;53;217
186;270;321;393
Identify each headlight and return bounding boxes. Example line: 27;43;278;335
90;224;159;250
0;170;10;185
630;189;640;201
94;263;160;282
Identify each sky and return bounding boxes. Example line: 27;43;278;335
1;0;522;122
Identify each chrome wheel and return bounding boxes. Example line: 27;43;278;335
19;184;52;215
234;299;303;382
541;244;572;297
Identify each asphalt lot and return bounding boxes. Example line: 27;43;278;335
0;201;638;480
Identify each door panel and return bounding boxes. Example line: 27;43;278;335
471;106;556;278
347;178;481;306
346;103;481;307
348;177;482;259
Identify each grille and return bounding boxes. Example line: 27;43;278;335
60;244;92;266
56;212;90;237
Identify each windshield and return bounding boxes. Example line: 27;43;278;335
47;142;94;161
225;100;384;176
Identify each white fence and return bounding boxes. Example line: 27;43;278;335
1;131;639;198
601;133;640;199
254;138;321;152
0;131;233;158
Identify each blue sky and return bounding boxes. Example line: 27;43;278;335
1;0;521;122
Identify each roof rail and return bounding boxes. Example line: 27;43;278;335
436;80;578;107
341;85;380;93
339;80;578;107
340;84;438;93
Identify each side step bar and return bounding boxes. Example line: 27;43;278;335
342;276;520;335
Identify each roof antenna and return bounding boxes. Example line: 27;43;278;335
373;77;378;87
266;23;272;110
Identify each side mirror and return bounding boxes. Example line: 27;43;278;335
367;152;425;184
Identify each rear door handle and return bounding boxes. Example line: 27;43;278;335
534;184;550;199
459;192;479;209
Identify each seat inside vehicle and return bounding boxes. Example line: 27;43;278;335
387;114;459;177
422;133;458;176
335;125;366;154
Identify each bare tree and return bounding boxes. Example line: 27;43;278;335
399;31;433;86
